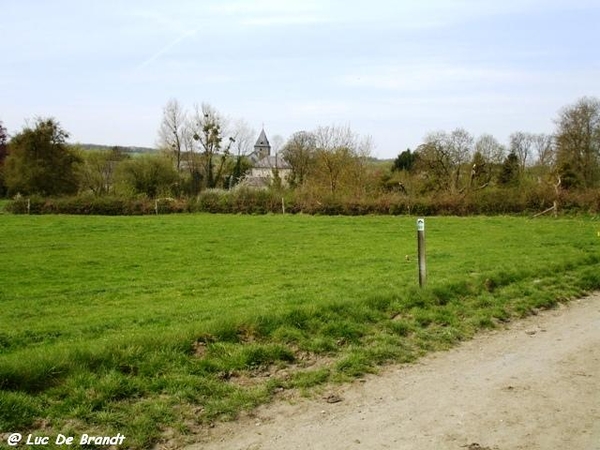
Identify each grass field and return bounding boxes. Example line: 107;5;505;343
1;214;599;448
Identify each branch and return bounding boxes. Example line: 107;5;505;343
532;204;556;218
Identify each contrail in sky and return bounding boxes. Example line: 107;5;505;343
136;29;197;70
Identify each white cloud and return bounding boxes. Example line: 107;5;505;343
339;63;529;92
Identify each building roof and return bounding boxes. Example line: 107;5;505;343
254;155;291;170
254;128;270;147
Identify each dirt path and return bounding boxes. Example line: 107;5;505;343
188;294;600;450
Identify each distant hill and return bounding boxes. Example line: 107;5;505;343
76;144;158;155
73;145;395;164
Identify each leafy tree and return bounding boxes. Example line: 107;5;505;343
554;96;600;188
556;160;580;190
0;121;8;196
4;118;80;196
77;147;128;196
229;154;252;189
392;149;418;172
190;104;234;189
498;151;520;186
281;131;317;187
416;132;448;192
469;151;491;189
117;154;178;198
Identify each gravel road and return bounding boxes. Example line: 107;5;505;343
188;294;600;450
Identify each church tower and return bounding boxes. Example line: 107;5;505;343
253;128;271;160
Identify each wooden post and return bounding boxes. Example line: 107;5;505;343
155;199;159;215
417;218;426;287
27;199;31;215
281;197;286;215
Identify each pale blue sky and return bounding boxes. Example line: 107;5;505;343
2;0;599;158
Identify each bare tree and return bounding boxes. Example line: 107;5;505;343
314;124;356;150
179;119;203;194
315;145;351;195
471;133;506;189
475;133;506;165
532;133;555;168
509;131;535;174
230;119;255;157
229;119;255;187
313;125;371;195
158;98;187;173
416;128;474;193
448;128;474;191
270;134;286;156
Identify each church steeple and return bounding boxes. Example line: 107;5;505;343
254;128;271;159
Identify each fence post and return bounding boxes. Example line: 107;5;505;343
417;218;426;287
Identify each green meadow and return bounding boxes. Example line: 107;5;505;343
1;214;599;448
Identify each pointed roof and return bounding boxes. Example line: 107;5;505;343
255;128;270;147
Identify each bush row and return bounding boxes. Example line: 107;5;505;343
5;188;600;216
6;195;187;215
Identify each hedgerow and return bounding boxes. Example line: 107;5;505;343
5;188;599;216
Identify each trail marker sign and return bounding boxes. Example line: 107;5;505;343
417;218;426;287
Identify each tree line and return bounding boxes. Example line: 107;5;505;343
382;96;600;197
1;96;599;215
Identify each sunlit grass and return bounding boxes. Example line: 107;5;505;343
0;214;599;448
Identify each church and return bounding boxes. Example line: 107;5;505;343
245;129;291;187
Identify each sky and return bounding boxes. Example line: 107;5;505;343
2;0;599;159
